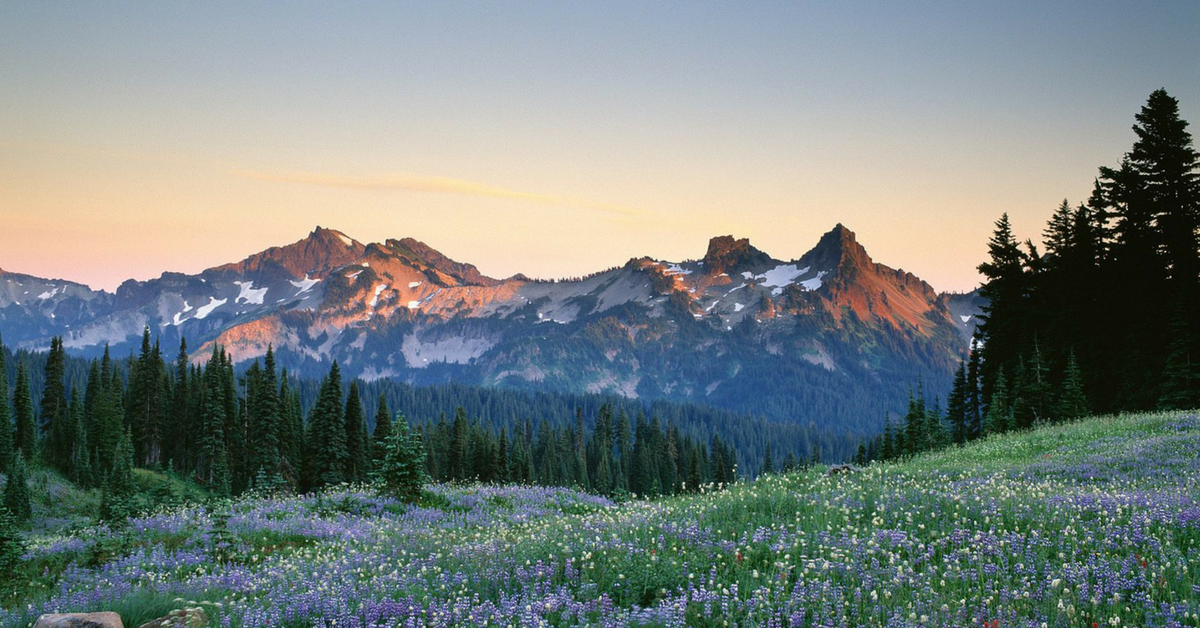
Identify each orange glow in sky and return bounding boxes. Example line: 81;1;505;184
2;3;1197;293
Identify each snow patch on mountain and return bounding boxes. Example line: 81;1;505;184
799;271;828;291
370;284;388;308
234;281;268;305
408;281;422;288
336;232;355;247
759;264;808;288
290;275;320;295
195;297;227;320
38;287;59;300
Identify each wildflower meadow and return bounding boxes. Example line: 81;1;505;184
5;411;1199;627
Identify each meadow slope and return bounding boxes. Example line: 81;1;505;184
4;411;1199;627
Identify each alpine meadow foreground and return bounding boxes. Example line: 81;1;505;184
4;411;1200;628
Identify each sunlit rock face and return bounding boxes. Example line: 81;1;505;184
2;225;981;429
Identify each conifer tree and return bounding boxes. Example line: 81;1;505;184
167;339;192;474
127;327;165;468
3;457;31;524
977;213;1030;394
880;416;895;461
40;337;69;471
0;506;25;577
946;361;969;445
495;428;510;484
12;362;35;463
966;344;984;440
761;442;774;475
344;381;368;482
304;362;348;490
100;431;137;521
377;413;428;503
984;371;1011;435
1159;308;1200;410
278;370;304;486
854;442;868;466
68;388;90;486
371;394;392;467
0;338;13;472
615;411;631;491
199;346;229;493
448;408;469;481
1059;349;1089;420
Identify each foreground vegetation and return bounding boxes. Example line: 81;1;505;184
0;410;1196;627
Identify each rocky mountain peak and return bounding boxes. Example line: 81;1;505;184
213;226;366;280
701;235;773;275
801;224;874;277
382;238;499;287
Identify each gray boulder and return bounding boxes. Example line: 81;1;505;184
34;613;123;628
824;463;861;476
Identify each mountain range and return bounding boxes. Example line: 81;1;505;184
0;225;980;435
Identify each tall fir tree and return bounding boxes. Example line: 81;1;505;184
12;362;35;463
344;381;369;483
984;371;1011;436
304;361;349;490
946;361;969;445
0;336;12;472
377;413;428;503
371;394;392;467
40;337;70;471
1059;349;1089;420
3;456;31;524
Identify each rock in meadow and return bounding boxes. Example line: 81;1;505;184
33;613;124;628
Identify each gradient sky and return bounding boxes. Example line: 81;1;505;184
2;2;1198;293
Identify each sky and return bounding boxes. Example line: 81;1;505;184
2;2;1198;293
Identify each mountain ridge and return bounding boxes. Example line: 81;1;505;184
0;224;982;433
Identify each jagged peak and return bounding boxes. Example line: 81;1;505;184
800;224;873;274
212;226;367;279
701;235;773;275
308;225;360;248
382;237;499;287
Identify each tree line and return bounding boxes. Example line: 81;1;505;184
0;327;852;512
971;89;1199;422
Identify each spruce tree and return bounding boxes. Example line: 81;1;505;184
12;362;35;463
966;343;984;440
377;413;428;503
984;371;1011;435
40;337;69;471
0;338;13;473
880;416;895;461
0;506;25;578
371;394;392;467
761;442;774;475
977;213;1030;394
3;456;31;524
946;361;969;445
304;362;348;490
344;381;368;482
100;432;137;521
199;347;229;493
68;388;90;486
1059;349;1089;420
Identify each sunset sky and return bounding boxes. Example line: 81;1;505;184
2;2;1197;293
